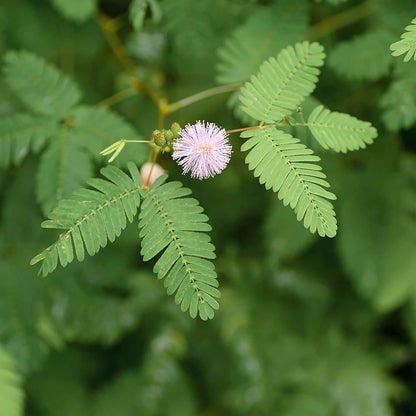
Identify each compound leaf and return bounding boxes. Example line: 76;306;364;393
0;346;24;416
139;176;219;320
0;113;58;169
70;106;148;166
307;105;378;153
240;42;325;123
49;0;97;22
241;127;337;237
328;30;394;80
390;17;416;62
30;163;142;277
3;50;81;116
380;63;416;131
36;131;93;216
216;1;309;84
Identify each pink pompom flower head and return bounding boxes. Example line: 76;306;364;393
172;120;232;180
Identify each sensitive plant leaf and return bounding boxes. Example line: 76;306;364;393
3;50;81;116
129;0;161;30
45;270;150;345
390;17;416;61
0;346;24;416
164;0;217;62
90;332;197;416
328;31;394;80
307;105;378;153
374;0;416;32
139;175;220;320
70;106;148;165
129;0;147;30
216;1;309;84
0;255;50;373
241;127;337;237
0;113;58;169
36;132;93;216
240;42;325;123
49;0;97;22
337;164;416;311
264;200;316;263
30;163;142;277
380;64;416;131
225;91;257;126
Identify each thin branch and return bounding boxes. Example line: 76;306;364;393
96;87;138;108
166;83;242;114
94;10;160;106
307;0;374;41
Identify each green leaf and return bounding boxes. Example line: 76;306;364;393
380;63;416;131
49;0;97;22
129;0;147;30
390;17;416;62
307;105;378;153
337;162;416;311
374;0;416;32
31;163;142;276
36;131;93;216
3;50;81;116
239;42;325;123
139;176;220;320
216;1;309;84
264;199;316;263
328;31;394;80
241;127;337;237
129;0;162;31
0;346;24;416
0;113;58;169
70;106;148;166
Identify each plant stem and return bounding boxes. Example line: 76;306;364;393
226;122;287;134
166;83;242;114
94;10;160;106
124;140;153;144
145;149;160;186
307;0;374;41
96;87;138;108
226;125;263;134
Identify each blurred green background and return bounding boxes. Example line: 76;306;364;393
1;0;416;414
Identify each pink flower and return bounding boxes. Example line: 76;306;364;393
140;162;165;186
172;121;232;180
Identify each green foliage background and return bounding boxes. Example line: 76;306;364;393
1;0;416;414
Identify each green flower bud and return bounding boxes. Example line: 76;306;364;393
170;122;181;139
153;130;166;147
164;129;174;146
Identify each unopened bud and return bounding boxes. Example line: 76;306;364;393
170;122;181;138
140;162;165;187
153;131;166;147
164;129;174;145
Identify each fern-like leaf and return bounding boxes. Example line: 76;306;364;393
30;163;142;276
36;131;93;215
0;113;58;168
307;105;378;153
241;127;337;237
216;1;308;84
129;0;162;31
70;106;148;165
0;346;24;416
3;50;81;116
49;0;97;22
240;42;325;123
380;63;416;131
328;31;394;80
139;175;219;320
390;17;416;62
